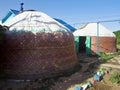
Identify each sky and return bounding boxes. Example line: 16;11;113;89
0;0;120;31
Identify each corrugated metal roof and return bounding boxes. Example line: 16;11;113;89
10;9;19;14
54;18;76;31
1;9;19;23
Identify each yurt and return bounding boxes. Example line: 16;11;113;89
0;10;77;79
73;23;116;54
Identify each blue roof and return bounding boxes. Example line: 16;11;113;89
54;18;76;31
2;9;19;23
10;9;19;14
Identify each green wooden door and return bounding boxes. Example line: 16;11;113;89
85;36;90;55
74;36;79;54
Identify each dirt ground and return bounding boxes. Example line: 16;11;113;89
68;69;120;90
0;53;120;90
68;54;120;90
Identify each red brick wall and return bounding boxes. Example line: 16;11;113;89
0;31;78;79
91;36;116;54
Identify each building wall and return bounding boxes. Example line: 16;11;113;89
0;31;78;80
91;36;117;54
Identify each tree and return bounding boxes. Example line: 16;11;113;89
0;25;8;44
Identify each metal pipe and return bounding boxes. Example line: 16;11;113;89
20;3;24;12
96;22;100;55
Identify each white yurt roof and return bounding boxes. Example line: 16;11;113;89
3;10;70;33
73;23;116;37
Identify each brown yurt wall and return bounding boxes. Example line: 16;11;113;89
0;31;77;80
91;36;116;54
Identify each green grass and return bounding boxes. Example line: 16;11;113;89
114;30;120;45
109;71;120;84
99;47;120;62
99;52;119;62
99;52;118;62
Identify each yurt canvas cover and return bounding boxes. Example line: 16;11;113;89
0;10;77;80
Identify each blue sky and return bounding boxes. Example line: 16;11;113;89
0;0;120;31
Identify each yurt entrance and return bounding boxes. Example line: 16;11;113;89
79;36;91;54
74;36;91;54
79;36;86;53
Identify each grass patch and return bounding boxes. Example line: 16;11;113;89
114;30;120;45
99;52;115;62
99;50;120;62
109;71;120;84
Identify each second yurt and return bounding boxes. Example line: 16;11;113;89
73;23;116;54
0;10;77;80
